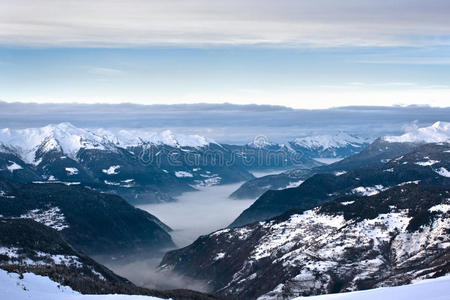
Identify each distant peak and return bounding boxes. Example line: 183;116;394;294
383;121;450;144
432;121;441;128
292;132;369;149
0;123;214;164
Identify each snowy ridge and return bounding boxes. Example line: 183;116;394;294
93;127;214;148
0;123;112;163
292;132;369;150
0;123;214;163
384;121;450;144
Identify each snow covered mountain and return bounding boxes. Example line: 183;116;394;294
0;122;331;203
229;122;450;200
160;184;450;299
289;132;371;159
0;123;369;177
0;123;252;203
0;123;214;164
383;121;450;144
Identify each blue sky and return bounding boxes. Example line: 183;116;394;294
1;0;450;108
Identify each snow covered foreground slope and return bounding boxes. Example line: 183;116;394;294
294;276;450;300
2;269;448;300
0;269;164;300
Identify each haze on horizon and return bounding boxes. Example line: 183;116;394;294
1;0;450;108
0;101;449;144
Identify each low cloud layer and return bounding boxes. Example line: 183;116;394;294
139;182;254;248
0;102;449;144
107;182;255;291
107;257;210;292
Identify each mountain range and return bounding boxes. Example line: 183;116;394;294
230;121;450;200
159;123;450;299
0;123;369;204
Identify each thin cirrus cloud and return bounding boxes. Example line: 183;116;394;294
1;0;450;48
356;58;450;65
88;67;123;76
346;82;416;87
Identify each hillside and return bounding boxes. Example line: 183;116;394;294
0;178;174;258
160;185;450;299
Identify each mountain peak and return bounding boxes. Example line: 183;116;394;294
383;121;450;144
432;121;442;128
292;132;369;150
0;123;214;163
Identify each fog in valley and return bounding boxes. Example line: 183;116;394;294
140;182;255;248
107;181;259;291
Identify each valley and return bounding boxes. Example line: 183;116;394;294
1;120;449;299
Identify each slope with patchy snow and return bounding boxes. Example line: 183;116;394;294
160;185;450;299
230;142;450;227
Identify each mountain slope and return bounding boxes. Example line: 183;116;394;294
0;218;152;295
230;139;419;200
160;185;450;299
0;218;222;300
230;142;450;227
289;132;370;159
229;169;311;200
0;178;174;258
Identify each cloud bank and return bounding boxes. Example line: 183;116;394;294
0;101;449;144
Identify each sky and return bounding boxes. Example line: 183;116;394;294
1;0;450;108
